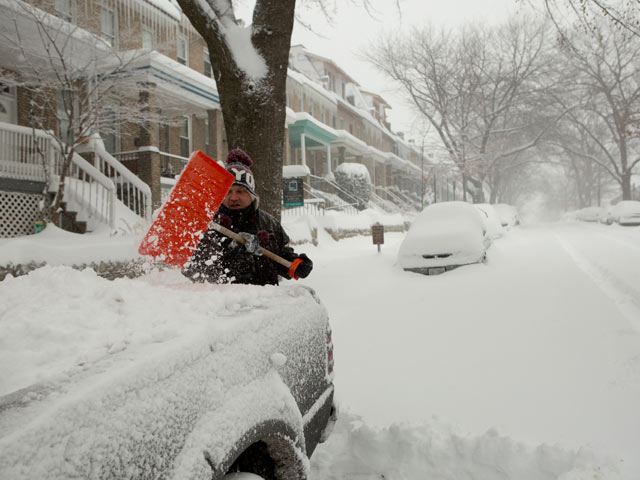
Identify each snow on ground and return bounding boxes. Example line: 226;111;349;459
299;222;640;480
1;214;639;479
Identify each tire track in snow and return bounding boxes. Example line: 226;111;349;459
554;231;640;332
580;223;640;253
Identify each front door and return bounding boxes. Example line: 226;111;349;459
0;84;17;124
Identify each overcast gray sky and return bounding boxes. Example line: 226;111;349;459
290;0;522;140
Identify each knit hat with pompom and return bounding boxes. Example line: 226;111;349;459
225;148;258;207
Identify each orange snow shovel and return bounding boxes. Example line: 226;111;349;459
138;150;304;278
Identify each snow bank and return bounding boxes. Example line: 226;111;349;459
311;411;619;480
0;224;142;266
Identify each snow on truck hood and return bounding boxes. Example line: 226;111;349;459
0;265;325;396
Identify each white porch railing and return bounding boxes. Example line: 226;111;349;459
88;135;152;221
0;121;118;230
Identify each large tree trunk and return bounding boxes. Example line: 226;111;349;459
176;0;296;219
621;171;632;200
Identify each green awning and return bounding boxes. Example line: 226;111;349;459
288;119;338;148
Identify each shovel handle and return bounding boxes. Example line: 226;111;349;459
210;222;303;278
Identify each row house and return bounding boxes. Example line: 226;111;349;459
286;45;425;204
0;0;227;236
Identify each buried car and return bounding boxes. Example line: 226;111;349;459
397;201;491;275
0;274;336;480
610;200;640;226
492;203;520;230
474;203;505;239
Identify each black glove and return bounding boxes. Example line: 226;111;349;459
294;253;313;278
238;232;263;256
256;229;270;247
216;214;232;228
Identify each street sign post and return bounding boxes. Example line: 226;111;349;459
371;222;384;253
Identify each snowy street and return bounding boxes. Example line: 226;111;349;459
301;222;640;479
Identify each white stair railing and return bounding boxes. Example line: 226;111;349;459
88;134;152;221
54;149;117;229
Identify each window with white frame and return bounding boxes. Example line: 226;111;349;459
179;116;191;158
203;47;212;77
177;37;188;66
100;8;117;47
55;0;74;22
101;106;119;154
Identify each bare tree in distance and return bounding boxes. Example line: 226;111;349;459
0;0;168;227
549;16;640;201
365;17;558;204
175;0;387;218
524;0;640;39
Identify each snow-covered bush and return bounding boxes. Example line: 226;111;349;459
334;163;372;210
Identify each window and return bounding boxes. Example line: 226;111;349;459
0;83;16;124
179;116;191;158
57;89;75;143
101;8;116;47
142;29;154;50
203;47;212;77
55;0;74;22
177;37;188;66
101;107;119;154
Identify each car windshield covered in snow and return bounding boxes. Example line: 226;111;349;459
397;201;490;275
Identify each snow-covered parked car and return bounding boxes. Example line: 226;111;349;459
397;201;491;275
474;203;505;239
492;203;519;229
598;205;614;225
0;268;336;480
610;200;640;226
571;206;602;222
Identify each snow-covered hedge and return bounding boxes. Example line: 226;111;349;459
334;162;372;210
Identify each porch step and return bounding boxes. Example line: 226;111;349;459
47;194;91;234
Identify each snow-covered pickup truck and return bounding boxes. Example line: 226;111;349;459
0;267;336;480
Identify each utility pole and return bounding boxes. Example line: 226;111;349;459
433;168;437;203
421;141;425;209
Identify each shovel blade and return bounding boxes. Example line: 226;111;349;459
138;150;234;268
